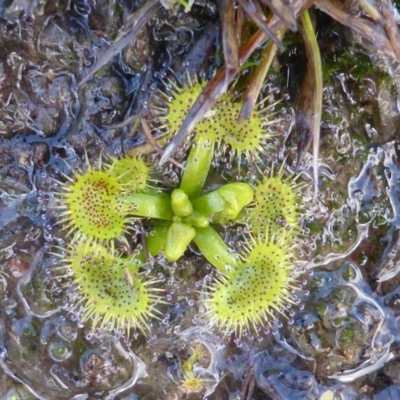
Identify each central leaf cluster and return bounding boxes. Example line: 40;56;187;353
123;177;254;269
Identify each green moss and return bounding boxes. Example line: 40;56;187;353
342;264;356;282
316;303;326;315
323;47;392;84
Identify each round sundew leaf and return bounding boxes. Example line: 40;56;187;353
65;243;162;333
109;156;150;192
248;176;300;237
158;77;279;165
204;237;297;336
165;81;203;134
181;376;204;394
163;81;217;141
61;169;126;241
212;95;270;159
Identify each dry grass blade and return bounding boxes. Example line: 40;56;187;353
296;9;322;196
239;0;285;51
218;0;240;74
356;0;382;21
239;30;284;121
316;0;398;62
240;365;256;400
78;0;160;86
160;0;315;164
236;2;245;43
356;0;400;61
259;0;298;31
381;0;400;62
140;118;184;169
102;114;139;130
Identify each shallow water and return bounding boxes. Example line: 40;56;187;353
1;1;400;399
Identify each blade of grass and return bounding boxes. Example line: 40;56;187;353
239;0;285;51
297;9;322;196
356;0;382;22
140;118;184;169
381;1;400;62
259;0;298;31
239;29;284;121
218;0;240;73
317;0;397;61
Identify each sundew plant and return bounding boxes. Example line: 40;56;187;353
52;77;309;338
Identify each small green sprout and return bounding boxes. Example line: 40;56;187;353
180;344;209;395
180;375;204;394
160;0;194;12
